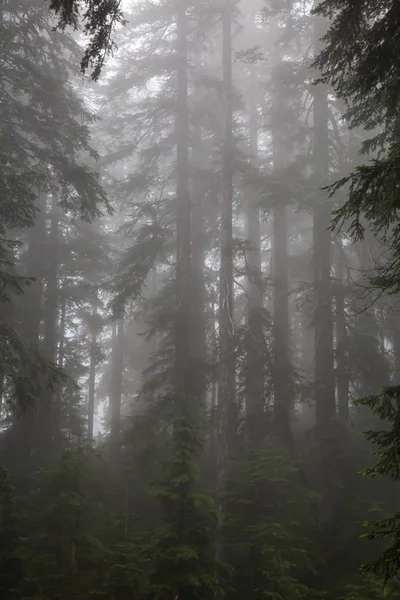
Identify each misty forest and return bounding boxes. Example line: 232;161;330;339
2;0;400;599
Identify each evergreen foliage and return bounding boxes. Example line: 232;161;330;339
47;0;125;79
313;0;400;292
354;387;400;580
1;0;400;599
312;0;400;583
147;411;224;600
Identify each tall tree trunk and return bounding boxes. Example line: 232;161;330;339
216;0;235;568
335;239;349;423
23;195;46;346
175;0;191;390
218;0;235;466
272;125;294;451
54;295;66;446
210;287;218;447
190;61;207;407
245;96;265;443
42;195;60;454
272;200;293;450
313;11;335;432
87;305;97;440
110;318;124;462
15;194;46;463
393;321;400;385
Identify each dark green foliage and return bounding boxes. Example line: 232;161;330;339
0;466;23;600
15;442;111;599
338;574;400;600
0;0;109;221
0;0;110;348
224;446;318;600
0;321;64;413
147;410;225;600
354;387;400;580
0;0;110;441
313;0;400;292
48;0;125;79
2;1;400;599
312;1;400;583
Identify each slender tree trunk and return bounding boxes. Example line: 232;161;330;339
42;195;60;453
216;0;235;569
335;239;349;422
190;61;207;407
210;288;218;446
171;5;192;596
87;305;97;441
272;200;294;450
149;269;159;356
54;295;66;445
16;194;46;462
313;11;335;431
110;318;124;462
23;195;46;346
393;322;400;385
245;97;265;443
272;125;294;450
218;0;235;467
175;0;191;390
0;377;3;418
267;28;295;450
299;315;316;426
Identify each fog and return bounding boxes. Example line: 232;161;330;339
1;1;399;599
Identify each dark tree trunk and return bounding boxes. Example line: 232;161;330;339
23;195;46;346
110;318;124;462
54;295;66;446
175;0;191;388
215;0;235;569
190;61;207;407
313;12;335;432
245;98;265;443
87;306;97;441
210;288;218;446
335;239;349;423
393;322;400;385
269;35;295;451
41;195;60;454
271;114;294;451
15;194;46;463
218;0;235;467
272;196;294;451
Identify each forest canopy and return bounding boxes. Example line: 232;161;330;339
1;0;400;599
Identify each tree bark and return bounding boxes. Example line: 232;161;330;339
272;201;294;450
393;321;400;385
313;10;335;432
87;306;97;441
190;57;207;408
215;0;235;569
245;97;265;443
110;318;124;462
23;195;46;346
41;195;60;453
218;0;235;467
175;0;191;389
335;239;349;423
54;295;66;445
15;194;46;463
272;128;294;451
